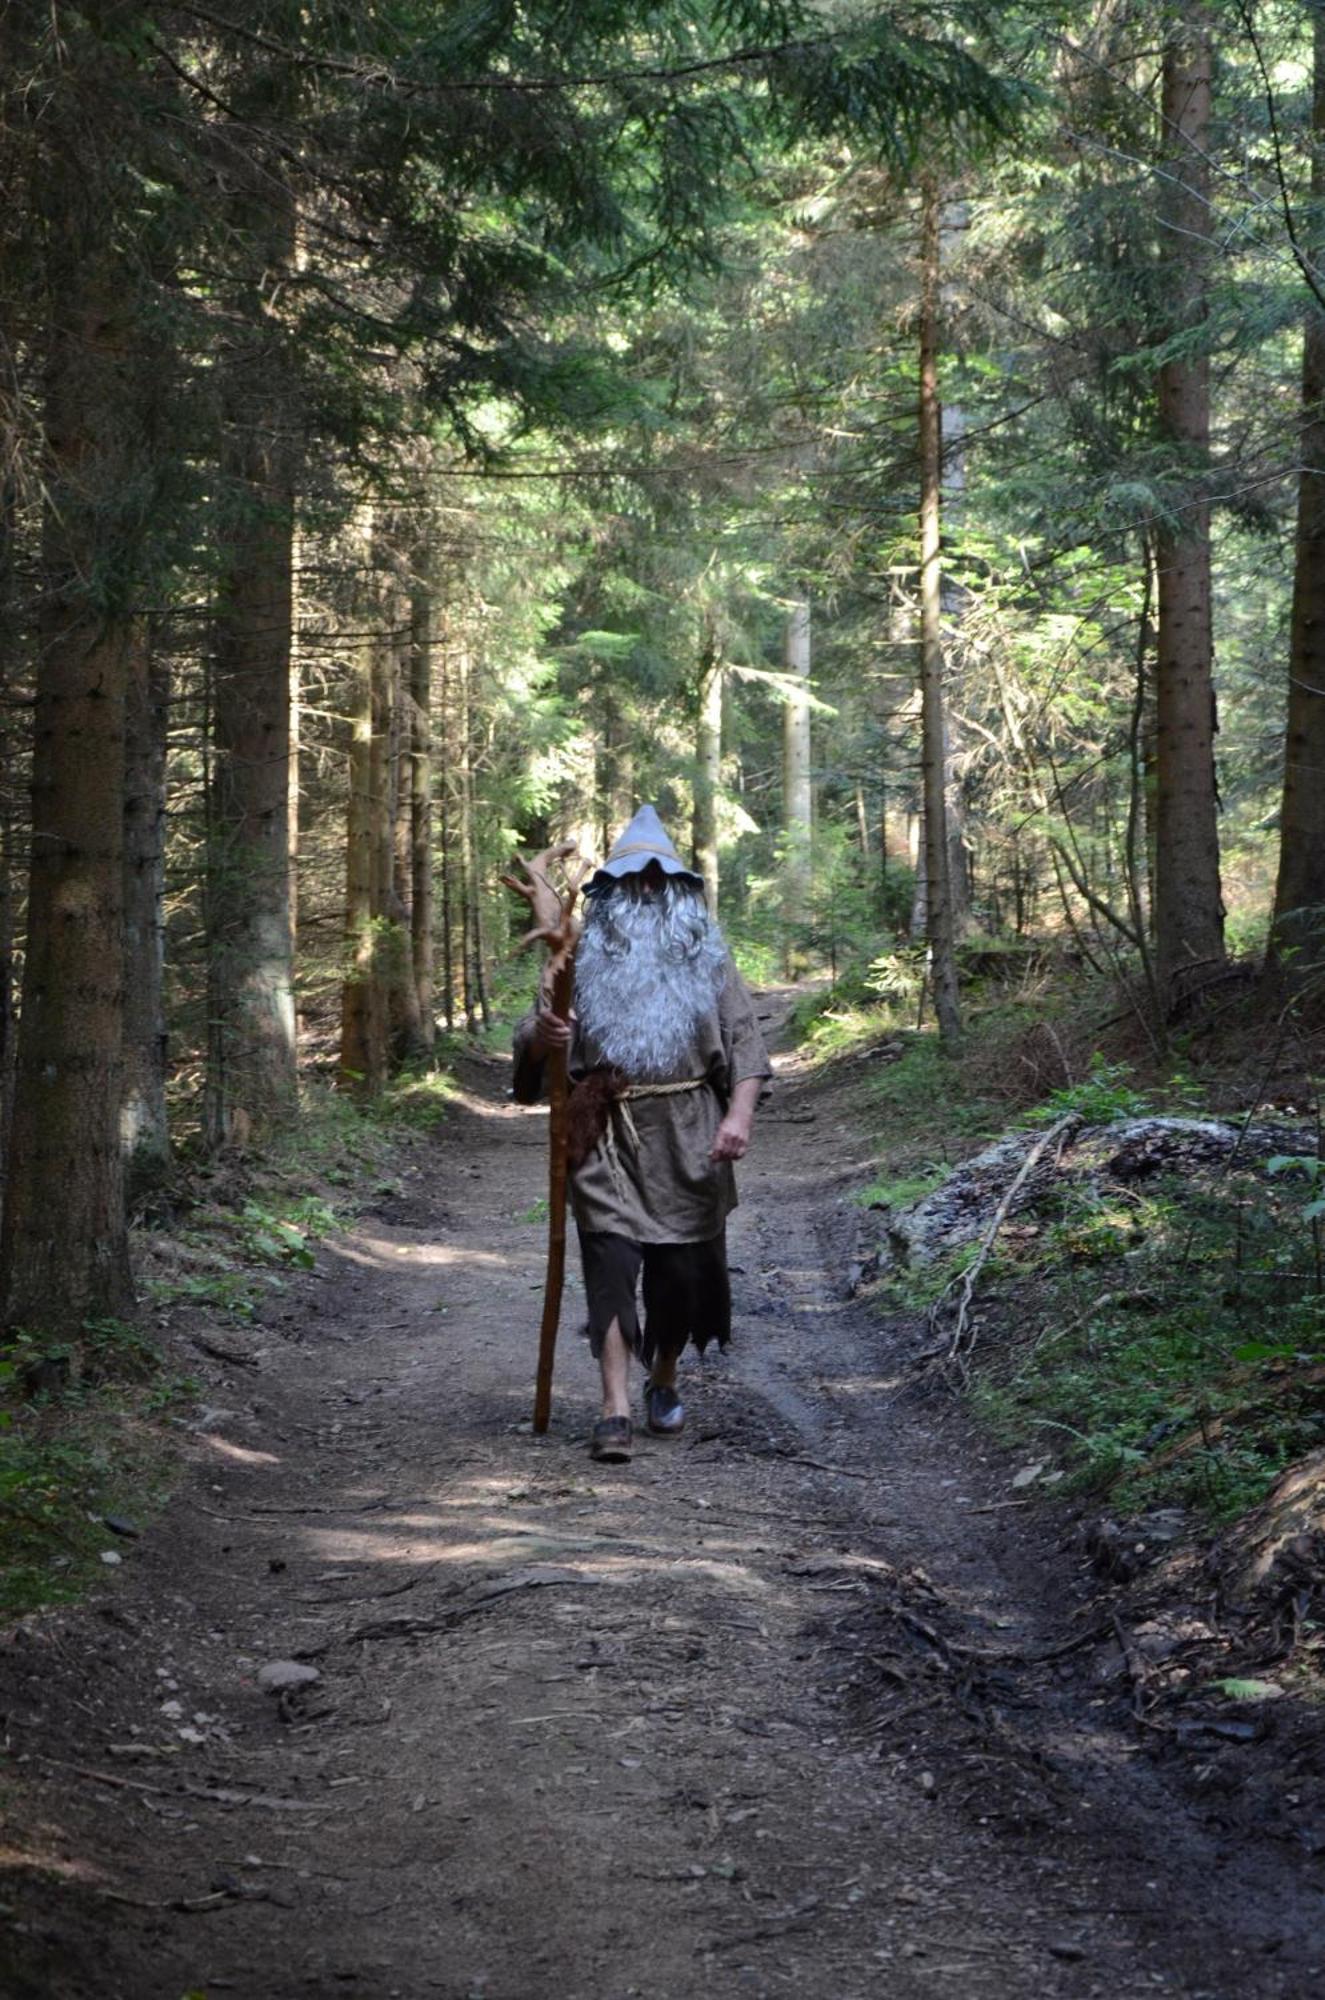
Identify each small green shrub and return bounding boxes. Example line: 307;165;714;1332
854;1168;948;1210
1024;1053;1149;1127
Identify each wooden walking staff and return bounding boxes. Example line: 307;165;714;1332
501;842;589;1433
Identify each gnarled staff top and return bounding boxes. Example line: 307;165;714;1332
501;841;589;981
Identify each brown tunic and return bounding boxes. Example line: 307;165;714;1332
512;956;772;1244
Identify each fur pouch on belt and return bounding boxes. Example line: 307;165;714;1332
567;1067;627;1172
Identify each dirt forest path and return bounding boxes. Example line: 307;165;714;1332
4;1001;1324;2000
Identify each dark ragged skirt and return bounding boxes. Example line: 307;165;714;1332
577;1229;731;1367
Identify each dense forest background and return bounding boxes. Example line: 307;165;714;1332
2;0;1324;1345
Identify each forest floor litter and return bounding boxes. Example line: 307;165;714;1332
2;996;1324;1999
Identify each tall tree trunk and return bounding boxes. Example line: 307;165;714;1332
381;549;425;1064
339;545;388;1097
457;646;479;1032
437;625;456;1031
938;203;971;939
1153;14;1225;998
459;649;490;1030
604;697;636;848
204;161;298;1147
409;566;436;1056
693;615;723;912
1269;7;1325;983
290;513;303;960
0;475;19;1198
917;178;962;1051
1;248;136;1330
122;623;171;1198
781;592;812;968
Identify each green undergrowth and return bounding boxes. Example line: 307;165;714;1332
795;955;1325;1535
3;1060;460;1621
969;1157;1325;1523
0;1322;194;1619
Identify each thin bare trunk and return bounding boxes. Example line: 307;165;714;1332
381;553;425;1064
0;476;18;1197
289;568;301;958
340;546;388;1097
458;645;480;1031
122;623;171;1197
1153;14;1225;997
918;179;962;1051
409;569;435;1055
1270;8;1325;982
204;161;298;1147
693;616;723;912
782;593;812;968
438;628;456;1031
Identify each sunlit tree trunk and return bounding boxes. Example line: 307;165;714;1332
1153;14;1225;998
437;620;456;1031
1269;7;1325;984
693;614;723;912
457;644;479;1031
938;200;971;938
0;475;19;1196
409;564;435;1055
458;645;490;1029
381;545;425;1064
290;513;304;958
122;624;171;1197
917;178;962;1050
782;592;812;967
340;541;388;1096
204;161;298;1146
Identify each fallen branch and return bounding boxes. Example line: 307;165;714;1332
38;1758;341;1811
302;1566;601;1655
928;1113;1082;1381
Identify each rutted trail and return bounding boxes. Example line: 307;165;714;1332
2;1013;1322;2000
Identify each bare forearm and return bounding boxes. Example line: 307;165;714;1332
711;1074;763;1162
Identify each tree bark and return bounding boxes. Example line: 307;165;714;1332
1;248;136;1330
204;159;298;1147
122;623;171;1197
340;540;388;1097
437;623;456;1031
917;178;962;1051
781;593;812;967
693;615;723;912
381;548;425;1065
0;475;19;1199
458;643;488;1030
1153;14;1225;997
1269;7;1325;983
409;566;436;1055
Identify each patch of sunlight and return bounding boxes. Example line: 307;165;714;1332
827;1373;911;1395
200;1435;282;1467
328;1238;510;1270
0;1846;109;1885
448;1086;532;1121
298;1527;781;1597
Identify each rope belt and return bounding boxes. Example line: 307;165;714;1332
603;1076;708;1200
619;1077;707;1102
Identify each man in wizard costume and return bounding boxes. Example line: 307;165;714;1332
513;806;771;1463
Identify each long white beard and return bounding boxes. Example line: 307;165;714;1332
574;885;728;1081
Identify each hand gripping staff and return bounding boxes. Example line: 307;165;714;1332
501;843;589;1433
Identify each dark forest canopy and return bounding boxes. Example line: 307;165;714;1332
0;0;1323;1335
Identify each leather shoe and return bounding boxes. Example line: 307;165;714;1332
644;1383;684;1435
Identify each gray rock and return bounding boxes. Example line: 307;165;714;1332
256;1659;321;1694
886;1116;1317;1269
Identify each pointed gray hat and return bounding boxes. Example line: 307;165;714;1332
589;803;703;892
